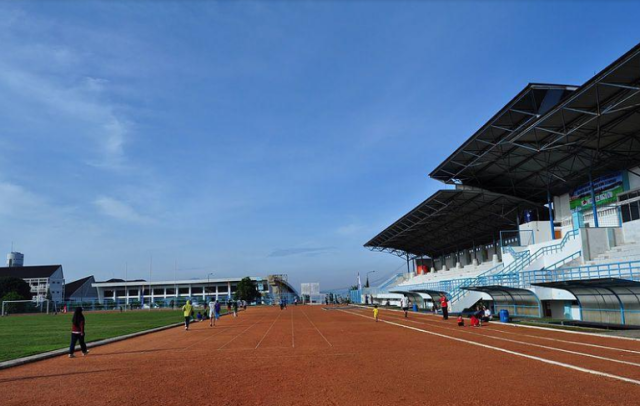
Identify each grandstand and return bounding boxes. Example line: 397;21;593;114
363;42;640;327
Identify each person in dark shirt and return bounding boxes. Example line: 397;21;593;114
69;307;89;358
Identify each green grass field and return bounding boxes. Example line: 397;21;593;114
0;309;210;362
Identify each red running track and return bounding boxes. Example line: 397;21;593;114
2;305;640;405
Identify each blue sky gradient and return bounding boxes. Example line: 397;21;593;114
1;1;639;290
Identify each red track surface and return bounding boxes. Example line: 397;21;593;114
3;306;640;405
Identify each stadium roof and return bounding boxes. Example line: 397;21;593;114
64;276;95;299
430;42;640;202
364;188;545;258
0;265;62;279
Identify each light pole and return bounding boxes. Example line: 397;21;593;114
207;273;214;300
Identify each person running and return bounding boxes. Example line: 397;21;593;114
440;295;449;320
182;300;193;331
69;307;89;358
232;300;238;317
400;296;409;318
209;298;216;327
373;304;379;322
279;298;284;310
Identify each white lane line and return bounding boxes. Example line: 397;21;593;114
291;308;295;348
217;314;268;350
255;311;283;350
301;308;332;347
356;305;640;343
370;309;640;368
484;326;640;355
339;309;640;386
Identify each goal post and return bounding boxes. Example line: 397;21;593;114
1;299;53;316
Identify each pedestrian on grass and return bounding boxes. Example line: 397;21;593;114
182;300;193;331
440;295;449;320
373;304;379;322
69;307;89;358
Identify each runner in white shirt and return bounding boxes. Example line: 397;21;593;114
401;296;410;318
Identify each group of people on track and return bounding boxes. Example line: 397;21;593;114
371;295;492;328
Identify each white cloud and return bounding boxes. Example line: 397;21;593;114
94;196;153;224
336;224;363;236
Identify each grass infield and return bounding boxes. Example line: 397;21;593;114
0;309;225;362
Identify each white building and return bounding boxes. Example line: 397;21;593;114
92;276;270;304
0;265;65;302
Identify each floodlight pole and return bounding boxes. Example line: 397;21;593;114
589;173;600;228
547;190;556;240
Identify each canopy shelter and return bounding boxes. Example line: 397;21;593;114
534;278;640;326
430;43;640;205
389;289;434;309
364;188;546;259
463;286;541;317
408;288;450;309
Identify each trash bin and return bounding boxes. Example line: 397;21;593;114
499;309;510;323
413;303;418;312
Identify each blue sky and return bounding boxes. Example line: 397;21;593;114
1;1;639;290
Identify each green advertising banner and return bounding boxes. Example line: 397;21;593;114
569;171;625;212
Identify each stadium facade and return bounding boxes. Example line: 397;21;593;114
364;43;640;326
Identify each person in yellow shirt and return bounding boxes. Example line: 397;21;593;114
373;304;379;322
182;300;193;331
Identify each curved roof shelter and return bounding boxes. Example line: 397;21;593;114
535;278;640;326
364;188;545;258
464;286;541;317
430;43;640;203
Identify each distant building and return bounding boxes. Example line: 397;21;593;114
91;276;294;304
6;252;24;267
64;276;98;302
0;265;65;302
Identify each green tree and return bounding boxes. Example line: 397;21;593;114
234;277;261;303
0;277;31;300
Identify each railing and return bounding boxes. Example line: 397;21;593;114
495;229;579;276
523;259;640;285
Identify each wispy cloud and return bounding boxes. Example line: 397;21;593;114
336;224;363;236
268;246;335;258
94;196;153;224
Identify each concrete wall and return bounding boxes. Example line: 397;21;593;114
553;193;572;225
519;221;553;245
623;219;640;244
580;227;620;261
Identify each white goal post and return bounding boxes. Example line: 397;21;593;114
1;299;53;316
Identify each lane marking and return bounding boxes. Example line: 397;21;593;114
340;309;640;386
372;309;640;369
291;308;295;348
218;314;269;350
372;307;640;356
355;305;640;342
255;311;284;350
301;307;333;347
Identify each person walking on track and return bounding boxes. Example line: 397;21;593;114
69;307;89;358
373;304;379;322
182;300;193;331
440;295;449;320
233;300;239;317
400;296;409;318
214;300;221;321
209;298;216;327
